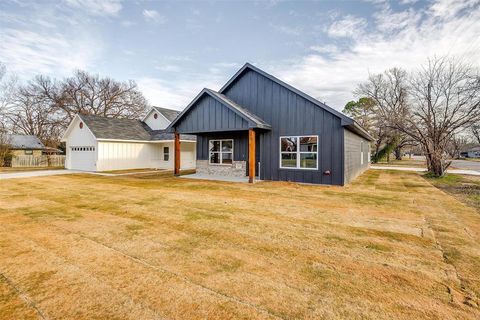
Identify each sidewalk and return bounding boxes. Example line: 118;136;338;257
370;166;480;176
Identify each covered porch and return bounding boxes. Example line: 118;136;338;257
168;88;271;183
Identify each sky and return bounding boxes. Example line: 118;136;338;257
1;0;479;111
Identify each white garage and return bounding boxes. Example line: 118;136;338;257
61;107;196;172
69;146;97;171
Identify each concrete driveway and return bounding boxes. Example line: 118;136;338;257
0;169;79;180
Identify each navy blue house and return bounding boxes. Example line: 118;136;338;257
169;63;373;185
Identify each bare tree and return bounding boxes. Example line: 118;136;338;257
5;70;150;147
0;62;17;132
53;70;149;124
403;58;480;176
7;79;64;147
446;134;469;159
471;124;480;144
0;127;11;167
354;68;412;161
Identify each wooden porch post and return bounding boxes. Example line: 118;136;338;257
174;132;180;176
248;128;256;183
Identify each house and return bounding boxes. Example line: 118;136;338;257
61;107;196;172
6;134;48;156
460;144;480;158
169;63;373;185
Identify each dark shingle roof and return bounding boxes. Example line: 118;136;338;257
7;134;45;149
79;114;152;141
77;114;196;141
152;106;180;122
149;130;196;141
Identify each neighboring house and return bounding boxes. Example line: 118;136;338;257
460;145;480;158
169;63;373;185
6;134;47;156
61;107;196;172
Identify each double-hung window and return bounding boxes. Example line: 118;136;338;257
209;139;233;165
280;136;318;169
163;146;169;161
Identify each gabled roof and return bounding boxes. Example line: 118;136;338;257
73;114;195;142
152;106;180;122
78;114;152;141
168;88;271;130
6;134;45;149
219;63;373;141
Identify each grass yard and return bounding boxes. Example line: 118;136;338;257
426;173;480;211
375;158;427;168
0;170;479;319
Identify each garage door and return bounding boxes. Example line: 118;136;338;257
70;146;96;171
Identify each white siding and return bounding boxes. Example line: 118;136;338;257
96;141;197;171
144;110;170;130
96;142;155;171
65;117;97;170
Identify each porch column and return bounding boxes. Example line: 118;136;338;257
174;132;180;176
248;128;256;183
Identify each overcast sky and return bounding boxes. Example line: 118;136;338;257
1;0;479;111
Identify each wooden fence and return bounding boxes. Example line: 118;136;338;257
11;155;65;168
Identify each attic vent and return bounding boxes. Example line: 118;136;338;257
79;122;83;129
154;113;158;119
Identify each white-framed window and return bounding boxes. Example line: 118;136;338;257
24;150;33;155
163;146;169;161
360;141;364;165
209;139;233;165
279;135;318;170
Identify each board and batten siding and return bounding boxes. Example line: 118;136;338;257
65;117;98;170
344;129;370;184
221;69;344;185
175;95;249;133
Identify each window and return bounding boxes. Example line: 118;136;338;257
280;136;318;169
163;146;169;161
360;141;364;165
25;150;33;155
209;139;233;165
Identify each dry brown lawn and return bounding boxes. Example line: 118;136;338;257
0;170;479;319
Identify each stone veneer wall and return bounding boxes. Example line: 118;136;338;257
196;160;246;177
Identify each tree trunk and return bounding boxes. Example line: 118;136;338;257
394;146;402;160
426;152;445;177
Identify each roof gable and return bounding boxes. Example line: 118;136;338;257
219;63;373;141
168;88;271;132
142;106;180;123
220;63;352;123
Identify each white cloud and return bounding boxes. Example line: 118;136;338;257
138;63;239;109
143;9;167;24
327;15;367;38
273;0;480;110
0;4;104;78
64;0;122;16
0;28;102;77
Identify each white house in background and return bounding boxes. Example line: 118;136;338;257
61;107;196;172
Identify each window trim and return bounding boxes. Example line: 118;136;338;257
279;135;318;170
209;139;234;166
163;146;169;161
